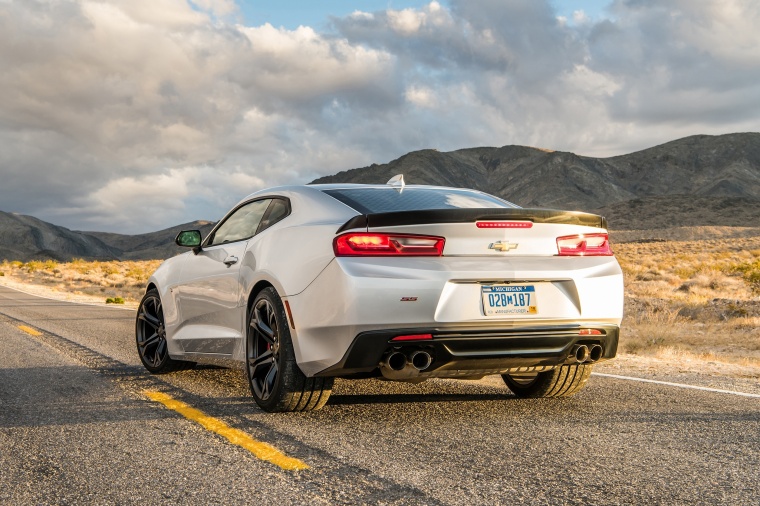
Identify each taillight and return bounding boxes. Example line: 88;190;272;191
334;233;445;256
556;233;613;256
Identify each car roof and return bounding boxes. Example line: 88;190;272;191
238;183;488;202
307;183;478;191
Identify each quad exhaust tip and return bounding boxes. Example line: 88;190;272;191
383;350;434;374
574;344;590;363
387;352;407;371
410;350;433;371
570;344;604;364
589;344;603;362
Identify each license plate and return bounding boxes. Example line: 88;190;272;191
482;285;537;316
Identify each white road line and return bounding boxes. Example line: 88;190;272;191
0;284;136;312
592;372;760;399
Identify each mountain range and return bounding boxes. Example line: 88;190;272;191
2;133;759;261
0;211;214;262
312;132;760;211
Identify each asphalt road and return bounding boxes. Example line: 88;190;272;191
1;285;758;505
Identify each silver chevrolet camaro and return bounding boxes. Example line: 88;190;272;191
136;178;624;412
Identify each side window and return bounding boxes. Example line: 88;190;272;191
207;199;270;246
257;198;290;234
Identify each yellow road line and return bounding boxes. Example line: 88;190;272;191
18;325;42;336
144;390;309;471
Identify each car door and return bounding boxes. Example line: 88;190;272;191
173;198;272;356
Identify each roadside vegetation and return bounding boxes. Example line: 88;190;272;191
0;258;162;305
615;235;760;370
1;236;759;371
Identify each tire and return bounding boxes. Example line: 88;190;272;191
246;287;333;412
136;289;193;373
502;364;592;398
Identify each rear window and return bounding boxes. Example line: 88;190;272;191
322;188;517;214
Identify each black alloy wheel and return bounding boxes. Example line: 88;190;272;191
246;287;333;412
248;296;280;402
136;289;187;373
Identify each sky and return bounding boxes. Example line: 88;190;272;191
236;1;612;30
1;0;759;233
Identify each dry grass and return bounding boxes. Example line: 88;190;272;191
615;235;760;370
0;258;162;304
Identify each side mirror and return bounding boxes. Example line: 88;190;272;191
175;230;202;249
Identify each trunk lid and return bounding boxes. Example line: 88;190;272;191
338;209;608;257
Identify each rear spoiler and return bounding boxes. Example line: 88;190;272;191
336;208;608;234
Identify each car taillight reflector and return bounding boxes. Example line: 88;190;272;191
579;329;602;336
476;221;533;229
283;300;296;329
556;233;613;256
334;233;445;256
391;334;433;341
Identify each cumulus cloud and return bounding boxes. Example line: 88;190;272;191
0;0;758;233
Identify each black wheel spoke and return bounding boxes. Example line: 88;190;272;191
138;311;160;330
263;362;278;398
249;349;273;367
150;297;161;315
253;306;275;341
154;339;166;366
138;332;160;348
249;351;274;377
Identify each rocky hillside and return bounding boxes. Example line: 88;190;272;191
312;132;760;229
0;211;214;261
0;212;116;262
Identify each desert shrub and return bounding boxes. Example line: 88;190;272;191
71;261;92;274
10;261;23;268
0;272;4;276
729;259;760;291
105;297;125;304
24;261;44;272
725;303;748;318
27;260;59;273
101;264;120;276
126;266;148;282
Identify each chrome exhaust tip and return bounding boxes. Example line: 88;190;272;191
589;344;603;362
386;352;407;371
572;344;590;363
410;351;432;371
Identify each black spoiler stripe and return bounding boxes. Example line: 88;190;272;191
336;209;607;234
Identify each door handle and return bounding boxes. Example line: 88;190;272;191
223;256;239;266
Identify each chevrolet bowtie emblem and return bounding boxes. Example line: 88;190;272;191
489;241;519;252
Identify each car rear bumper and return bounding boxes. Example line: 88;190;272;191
314;323;619;378
286;256;624;377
